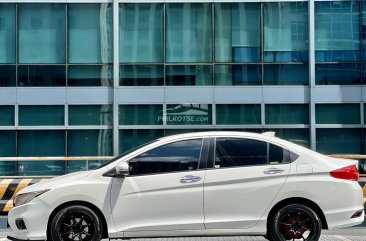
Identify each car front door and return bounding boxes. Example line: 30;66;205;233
204;137;291;229
110;138;208;235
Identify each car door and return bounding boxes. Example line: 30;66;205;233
110;138;208;234
204;137;291;229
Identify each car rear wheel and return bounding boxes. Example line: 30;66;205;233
50;205;103;241
267;204;321;241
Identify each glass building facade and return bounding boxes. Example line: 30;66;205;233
0;0;366;175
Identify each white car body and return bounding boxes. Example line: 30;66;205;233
8;131;365;240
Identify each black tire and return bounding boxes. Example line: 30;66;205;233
267;204;322;241
50;205;103;241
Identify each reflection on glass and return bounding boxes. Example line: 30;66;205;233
18;130;65;175
264;2;308;62
68;4;112;64
19;106;64;126
0;131;16;175
18;65;66;86
266;104;309;124
68;130;112;156
216;104;261;125
120;105;163;125
215;65;261;85
0;4;15;63
68;65;112;87
120;65;163;86
264;64;309;85
316;128;361;154
215;3;260;62
69;105;112;126
315;63;361;85
316;104;360;124
120;4;163;62
119;129;164;154
166;104;212;125
315;1;360;62
0;66;16;87
166;3;212;62
0;106;14;126
166;65;212;86
18;4;65;63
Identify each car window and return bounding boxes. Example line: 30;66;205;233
215;138;292;168
128;139;203;176
215;138;267;168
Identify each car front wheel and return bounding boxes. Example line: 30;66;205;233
50;205;103;241
267;203;322;241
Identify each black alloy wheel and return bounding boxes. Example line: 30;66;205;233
50;205;103;241
267;204;322;241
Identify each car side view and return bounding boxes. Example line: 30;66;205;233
7;131;365;241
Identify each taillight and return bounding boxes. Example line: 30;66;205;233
330;165;359;181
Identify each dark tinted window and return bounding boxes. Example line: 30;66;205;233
215;138;267;168
215;138;292;168
129;139;203;176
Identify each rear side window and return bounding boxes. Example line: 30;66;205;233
215;138;293;168
129;139;203;176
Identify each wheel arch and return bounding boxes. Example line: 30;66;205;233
266;197;328;233
46;200;109;240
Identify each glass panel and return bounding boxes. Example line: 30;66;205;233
264;64;309;85
0;66;16;87
0;106;14;126
18;4;65;63
264;2;308;62
68;4;112;64
216;104;261;125
68;65;112;87
68;130;112;156
19;106;64;126
18;65;66;87
166;3;212;62
316;128;361;154
316;104;360;124
69;105;112;126
18;130;65;175
119;105;163;125
315;63;361;85
129;139;202;176
266;104;309;124
273;129;310;148
166;104;212;125
215;138;267;168
215;3;260;62
119;129;164;154
315;1;360;62
0;4;15;63
0;131;16;176
215;65;261;85
363;1;366;61
166;65;212;86
120;65;163;86
120;4;163;63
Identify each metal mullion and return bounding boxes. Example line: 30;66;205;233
15;4;18;88
113;0;119;156
309;0;316;151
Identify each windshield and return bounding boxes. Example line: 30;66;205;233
95;140;159;169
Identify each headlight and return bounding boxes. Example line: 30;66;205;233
13;189;50;207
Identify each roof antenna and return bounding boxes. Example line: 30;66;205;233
262;131;275;137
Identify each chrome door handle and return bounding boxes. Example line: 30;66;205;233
263;168;285;175
180;175;201;183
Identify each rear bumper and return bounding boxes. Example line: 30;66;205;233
325;209;364;229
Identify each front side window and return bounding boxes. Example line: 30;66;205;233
215;138;291;168
129;139;203;176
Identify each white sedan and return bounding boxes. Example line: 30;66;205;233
7;132;365;241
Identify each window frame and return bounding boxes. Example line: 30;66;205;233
125;137;209;177
207;136;293;170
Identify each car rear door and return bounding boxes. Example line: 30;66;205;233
110;138;209;234
204;136;291;229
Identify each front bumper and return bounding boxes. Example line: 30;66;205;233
8;197;52;241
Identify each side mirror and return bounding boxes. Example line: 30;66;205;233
116;162;129;177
